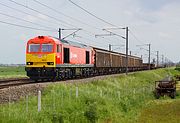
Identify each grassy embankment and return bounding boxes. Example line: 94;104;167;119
138;96;180;123
0;68;180;123
0;66;26;78
138;78;180;123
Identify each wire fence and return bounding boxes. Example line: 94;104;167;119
3;80;179;122
0;85;156;122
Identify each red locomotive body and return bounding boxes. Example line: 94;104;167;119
26;36;94;81
59;39;94;66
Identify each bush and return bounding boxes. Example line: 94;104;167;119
84;103;98;123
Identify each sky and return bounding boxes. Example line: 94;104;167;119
0;0;179;64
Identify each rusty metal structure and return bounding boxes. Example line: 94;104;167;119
155;76;176;99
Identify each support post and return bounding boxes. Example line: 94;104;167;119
26;95;28;113
109;44;112;51
38;90;41;112
129;51;131;56
157;51;159;67
162;55;164;66
58;28;61;39
76;87;78;98
148;44;151;70
126;27;129;75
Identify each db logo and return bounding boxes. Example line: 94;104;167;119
70;52;77;59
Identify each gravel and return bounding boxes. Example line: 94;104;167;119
0;83;46;104
0;73;127;104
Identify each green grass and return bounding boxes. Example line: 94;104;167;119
175;67;180;71
138;99;180;123
0;66;26;78
138;80;180;123
0;68;180;123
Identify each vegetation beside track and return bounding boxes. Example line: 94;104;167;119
0;68;180;123
138;80;180;123
0;66;26;78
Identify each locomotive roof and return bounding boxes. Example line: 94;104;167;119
52;37;141;59
53;37;91;49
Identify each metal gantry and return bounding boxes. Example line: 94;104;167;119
95;27;129;75
58;28;82;40
137;44;151;70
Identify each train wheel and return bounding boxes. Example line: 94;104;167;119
51;77;56;82
66;71;70;79
62;72;65;80
69;70;73;79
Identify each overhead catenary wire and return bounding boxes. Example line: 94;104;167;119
1;0;127;49
0;2;64;27
0;11;57;31
32;0;101;30
7;0;112;44
70;35;109;48
68;0;122;28
66;32;113;48
0;20;57;32
32;0;120;45
0;1;162;63
8;0;76;28
129;29;145;45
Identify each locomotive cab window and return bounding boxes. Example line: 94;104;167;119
42;44;53;52
28;44;40;52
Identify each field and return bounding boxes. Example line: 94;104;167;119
0;68;180;123
0;66;26;78
138;80;180;123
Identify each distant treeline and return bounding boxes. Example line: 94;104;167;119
0;64;25;67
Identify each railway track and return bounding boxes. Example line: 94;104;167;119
0;69;151;90
0;78;32;89
0;74;120;89
0;78;28;83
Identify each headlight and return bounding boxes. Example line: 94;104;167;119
27;62;33;65
47;62;54;65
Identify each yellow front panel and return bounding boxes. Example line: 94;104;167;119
26;53;56;67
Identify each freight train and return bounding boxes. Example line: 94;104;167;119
25;36;151;81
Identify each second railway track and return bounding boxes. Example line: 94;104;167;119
0;78;32;89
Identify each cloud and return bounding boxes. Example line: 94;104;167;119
24;15;38;22
37;13;49;20
24;13;49;23
158;32;172;39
